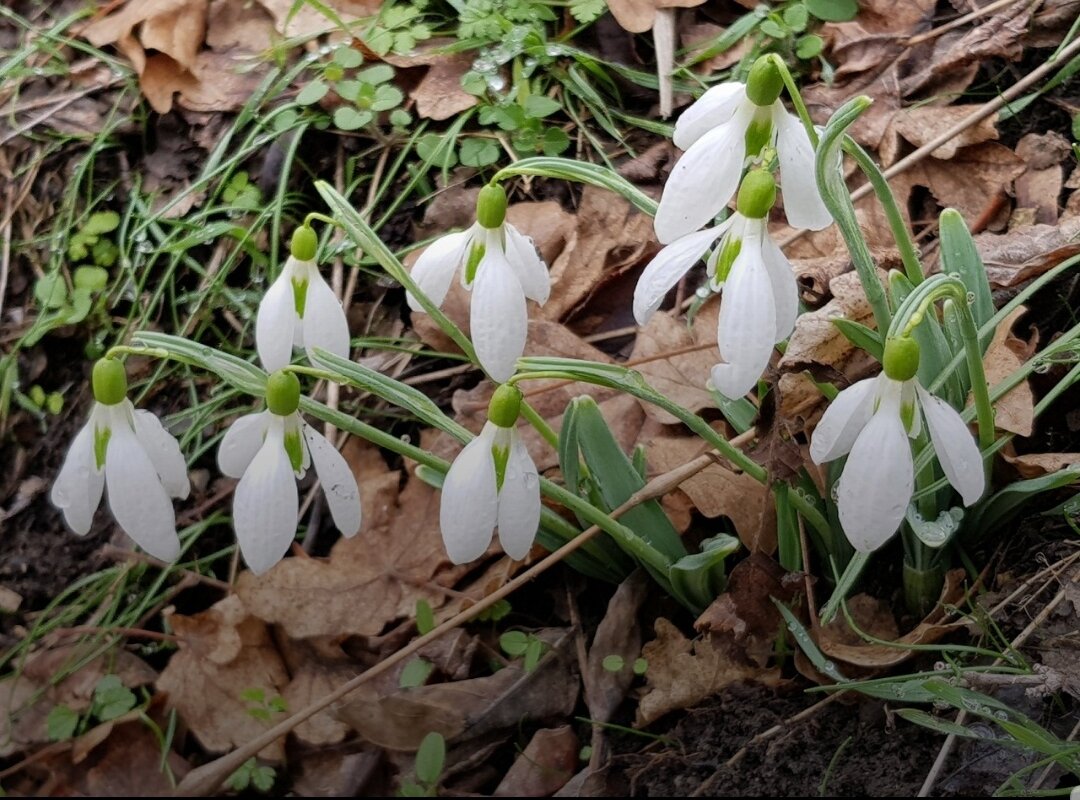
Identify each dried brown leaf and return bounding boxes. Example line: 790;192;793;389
337;630;579;749
410;54;478;120
1002;450;1080;479
816;569;967;669
494;726;579;797
974;216;1080;288
605;0;706;34
583;571;648;724
157;595;289;760
635;618;779;726
629;304;718;423
977;306;1036;437
235;474;471;639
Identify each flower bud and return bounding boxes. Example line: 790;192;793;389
92;358;128;406
745;56;783;107
476;184;508;230
290;225;318;262
736;170;777;220
883;336;920;381
487;383;522;428
266;370;301;416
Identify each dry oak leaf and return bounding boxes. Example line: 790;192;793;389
816;569;968;670
583;571;649;725
877;106;1000;168
635;618;779;726
976;306;1036;437
1002;450;1080;479
493;725;579;797
0;646;156;757
236;474;472;639
629;304;719;424
974;215;1080;288
277;637;357;747
157;595;289;760
206;0;278;52
643;420;777;553
604;0;707;34
337;629;579;750
410;53;478;120
1015;132;1071;226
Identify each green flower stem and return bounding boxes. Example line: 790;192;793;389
520;400;559;449
510;363;767;484
891;276;995;450
314;181;480;367
843;138;924;285
491;157;658;217
764;53;817;146
302;212;339;230
817;97;892;334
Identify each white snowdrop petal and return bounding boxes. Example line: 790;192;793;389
916;385;986;506
809;377;879;464
837;407;914;553
710;230;777;398
51;413;104;536
759;228;800;342
133;407;190;500
654;107;752;244
104;418;181;563
440;425;499;564
217;412;270;479
302;270;351;364
504;224;551;305
496;432;542;561
774;108;833;232
256;261;299;372
303;423;361;537
673;82;748;150
633;224;729;324
406;229;471;312
470;250;528;383
233;419;299;575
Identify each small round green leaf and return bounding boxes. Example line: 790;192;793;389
415;732;446;785
34;273;68;309
458;137;500;167
333;46;364;68
499;630;529;656
297;80;330;106
74;265;108;292
601;654;624;672
796;34;825;59
806;0;859;22
334;106;373;130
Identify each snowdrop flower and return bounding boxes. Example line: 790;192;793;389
440;385;540;563
810;337;985;553
406;184;550;383
51;358;189;562
635;170;797;399
256;225;350;372
217;370;361;574
654;56;831;243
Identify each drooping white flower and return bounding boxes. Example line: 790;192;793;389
634;171;798;399
654;62;831;244
439;385;540;563
406;184;549;383
255;226;350;372
810;344;985;553
217;372;361;575
51;359;189;562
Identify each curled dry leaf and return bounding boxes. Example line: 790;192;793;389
694;551;800;667
635;618;780;726
493;725;579;797
815;569;968;669
583;571;649;724
974;216;1080;288
236;473;474;639
644;420;777;553
156;595;289;760
337;629;579;750
629;304;720;424
1002;450;1080;479
1015;132;1071;225
0;645;156;757
976;306;1036;437
877;106;1000;168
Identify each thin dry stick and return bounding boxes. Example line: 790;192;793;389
780;34;1080;251
175;443;743;796
918;568;1078;796
906;0;1027;46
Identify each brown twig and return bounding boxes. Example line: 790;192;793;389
174;445;741;795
